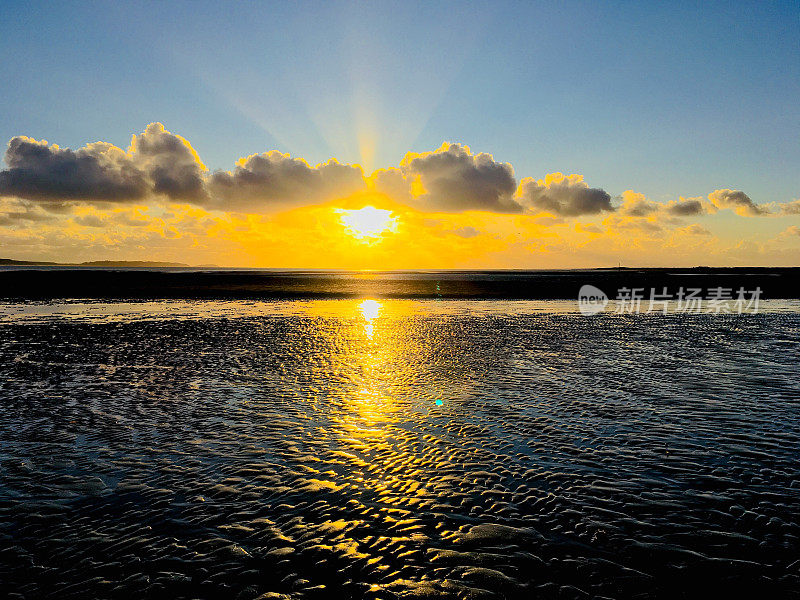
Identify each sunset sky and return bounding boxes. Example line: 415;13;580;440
0;1;798;268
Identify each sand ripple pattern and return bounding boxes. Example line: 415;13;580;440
1;300;799;599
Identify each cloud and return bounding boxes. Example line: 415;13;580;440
780;225;800;238
577;223;603;234
452;225;480;238
0;124;783;236
517;173;613;217
618;190;659;217
612;218;663;233
0;197;60;227
397;143;521;213
369;168;413;205
73;214;106;227
779;199;800;215
208;152;365;212
666;198;706;216
130;123;208;202
0;210;55;227
614;192;711;220
708;189;768;216
0;137;149;202
113;208;152;227
679;223;712;236
0;123;208;205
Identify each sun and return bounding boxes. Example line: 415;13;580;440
336;206;397;242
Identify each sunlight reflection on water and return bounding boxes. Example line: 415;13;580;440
1;298;798;324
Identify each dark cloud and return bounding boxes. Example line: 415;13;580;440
667;199;705;216
708;189;767;216
208;152;365;211
399;143;521;213
0;137;149;202
518;173;613;217
131;123;208;202
616;194;709;220
0;123;208;205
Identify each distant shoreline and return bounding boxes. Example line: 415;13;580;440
1;267;798;300
0;259;192;268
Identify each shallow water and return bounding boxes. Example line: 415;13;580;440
1;300;799;599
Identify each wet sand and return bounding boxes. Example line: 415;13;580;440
0;300;799;599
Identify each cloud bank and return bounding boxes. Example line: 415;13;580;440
0;123;784;231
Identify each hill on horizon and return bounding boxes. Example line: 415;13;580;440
0;259;190;267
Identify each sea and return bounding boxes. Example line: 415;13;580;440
0;296;798;599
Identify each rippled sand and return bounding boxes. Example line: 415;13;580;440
1;300;798;599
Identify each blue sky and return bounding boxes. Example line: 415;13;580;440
0;0;798;204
